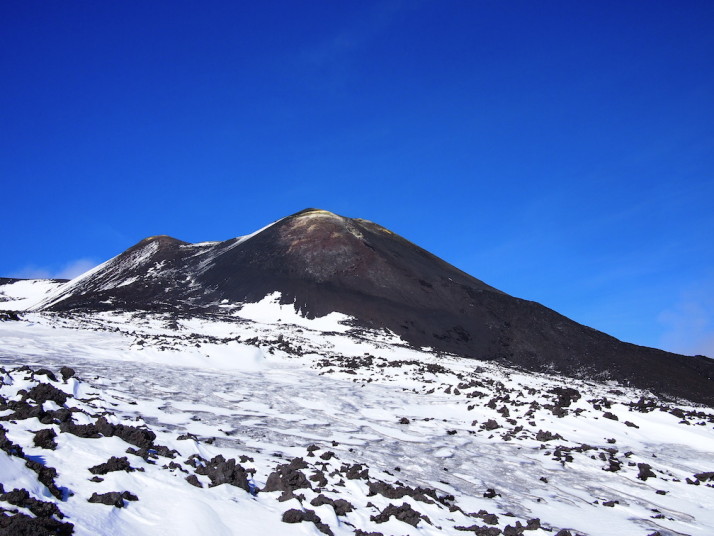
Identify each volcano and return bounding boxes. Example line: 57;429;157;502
37;208;714;405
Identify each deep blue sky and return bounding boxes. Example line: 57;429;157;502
2;1;713;356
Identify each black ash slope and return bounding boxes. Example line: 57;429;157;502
41;208;714;405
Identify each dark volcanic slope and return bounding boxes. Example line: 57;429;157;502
40;208;714;405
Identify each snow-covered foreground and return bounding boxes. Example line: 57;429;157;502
1;303;713;536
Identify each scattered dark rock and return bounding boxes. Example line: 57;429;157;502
629;397;658;413
87;491;137;508
33;369;58;382
455;525;502;535
503;525;523;536
550;405;568;418
0;512;74;535
309;469;328;488
483;488;500;499
47;408;73;424
0;425;25;457
61;416;156;449
24;459;63;500
0;399;46;423
89;456;135;475
603;458;622;473
281;508;333;536
186;474;203;488
95;417;156;448
342;463;369;480
282;508;307;523
694;471;714;482
526;518;540;530
60;367;76;382
58;421;101;439
637;463;656;481
670;407;686;419
33;428;58;450
399;417;410;424
195;455;251;492
277;489;303;502
550;387;581;407
185;454;206;469
482;419;500;431
367;480;437;504
0;487;63;519
310;494;354;516
371;502;426;527
478;512;499;525
166;461;186;473
535;430;562;442
126;444;177;460
24;383;68;406
264;458;311;493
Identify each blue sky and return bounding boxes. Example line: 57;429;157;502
2;1;713;356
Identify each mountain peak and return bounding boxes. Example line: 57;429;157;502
279;209;369;271
32;210;714;405
283;208;354;235
137;235;186;247
291;207;340;218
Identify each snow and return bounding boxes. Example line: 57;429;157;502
233;292;353;333
0;279;66;311
180;241;220;248
1;306;714;535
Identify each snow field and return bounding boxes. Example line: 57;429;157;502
1;304;713;535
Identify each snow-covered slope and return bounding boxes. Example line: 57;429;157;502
0;278;67;312
1;305;713;536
